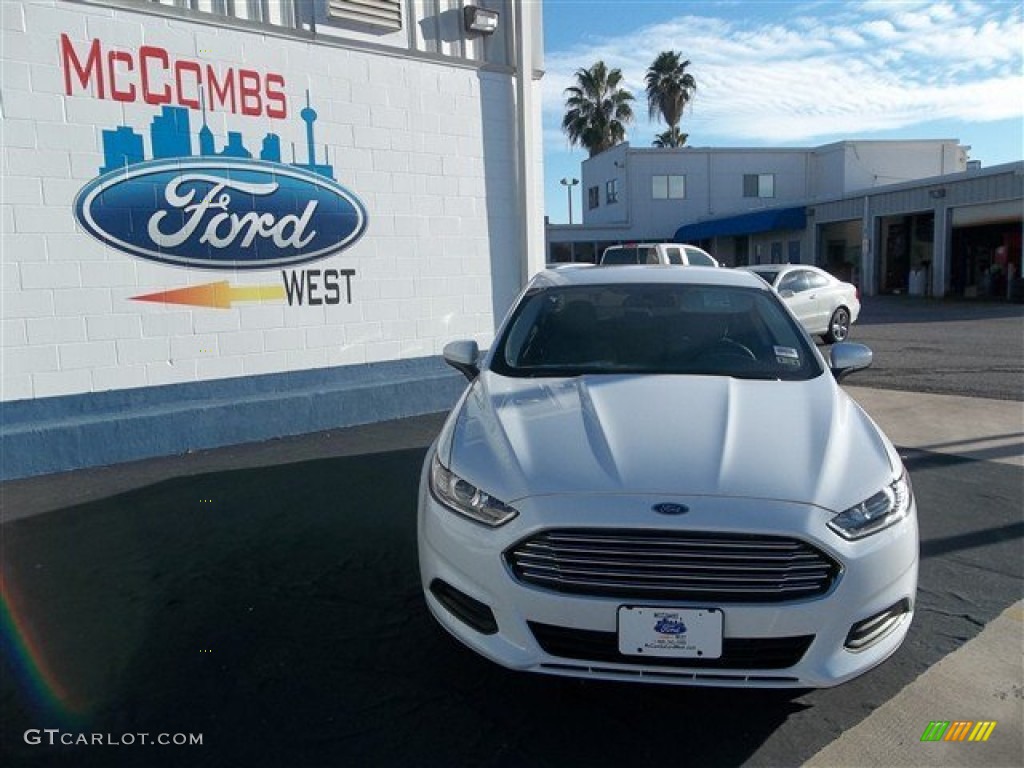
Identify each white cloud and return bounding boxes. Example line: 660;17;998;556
542;0;1024;147
863;18;900;40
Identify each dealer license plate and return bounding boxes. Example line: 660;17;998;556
617;607;723;659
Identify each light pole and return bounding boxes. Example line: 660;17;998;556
560;177;579;224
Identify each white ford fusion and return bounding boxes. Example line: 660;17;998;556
418;266;918;688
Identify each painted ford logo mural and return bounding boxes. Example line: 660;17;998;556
75;158;367;270
73;98;367;271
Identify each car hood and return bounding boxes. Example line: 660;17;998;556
445;371;897;512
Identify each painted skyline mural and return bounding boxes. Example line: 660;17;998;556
99;91;334;179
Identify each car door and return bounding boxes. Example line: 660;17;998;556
777;270;819;332
803;271;833;331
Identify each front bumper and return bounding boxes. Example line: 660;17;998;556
417;459;919;688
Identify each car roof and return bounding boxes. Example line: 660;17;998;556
604;243;705;249
740;264;826;273
535;265;767;290
604;243;663;248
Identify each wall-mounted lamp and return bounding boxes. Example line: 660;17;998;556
463;5;500;35
928;189;947;199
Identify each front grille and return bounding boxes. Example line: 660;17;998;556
529;622;813;670
506;529;839;603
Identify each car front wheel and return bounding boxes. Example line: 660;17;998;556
823;307;851;344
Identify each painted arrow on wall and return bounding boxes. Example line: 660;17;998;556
131;282;286;310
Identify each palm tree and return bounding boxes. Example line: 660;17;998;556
644;51;696;148
562;61;635;157
652;127;689;148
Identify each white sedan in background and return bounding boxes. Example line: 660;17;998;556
740;265;860;344
419;266;917;688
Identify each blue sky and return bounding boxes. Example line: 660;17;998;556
541;0;1024;223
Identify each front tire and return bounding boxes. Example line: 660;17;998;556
822;307;851;344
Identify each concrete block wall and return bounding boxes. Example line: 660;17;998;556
0;0;530;478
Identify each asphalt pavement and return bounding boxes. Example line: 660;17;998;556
845;296;1024;401
2;394;1021;767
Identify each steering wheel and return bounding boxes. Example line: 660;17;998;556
697;338;757;361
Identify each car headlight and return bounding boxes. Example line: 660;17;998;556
429;452;518;527
829;469;913;540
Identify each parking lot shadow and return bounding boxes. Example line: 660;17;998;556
2;447;815;767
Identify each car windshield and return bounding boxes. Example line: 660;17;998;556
492;283;822;380
748;269;779;285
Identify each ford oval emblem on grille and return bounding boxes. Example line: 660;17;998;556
653;503;689;516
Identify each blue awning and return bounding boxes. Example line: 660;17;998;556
674;206;807;241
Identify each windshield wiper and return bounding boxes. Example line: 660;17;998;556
727;372;781;381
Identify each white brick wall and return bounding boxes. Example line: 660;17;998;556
0;0;530;402
1;118;38;149
2;289;55;319
147;359;198;386
2;319;28;346
26;316;85;344
5;345;59;375
58;340;116;370
21;263;81;289
87;314;142;340
117;337;170;366
34;368;90;397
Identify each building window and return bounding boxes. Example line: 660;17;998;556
743;173;775;198
652;175;686;199
588;186;600;210
143;1;506;65
606;178;620;204
548;242;572;263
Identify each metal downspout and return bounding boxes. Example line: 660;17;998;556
514;0;543;289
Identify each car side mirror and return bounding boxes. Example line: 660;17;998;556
443;340;480;381
829;342;872;382
778;289;795;299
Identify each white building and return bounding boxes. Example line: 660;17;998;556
0;0;545;479
548;140;1022;300
580;139;967;231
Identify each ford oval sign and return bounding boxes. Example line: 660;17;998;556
73;158;367;270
